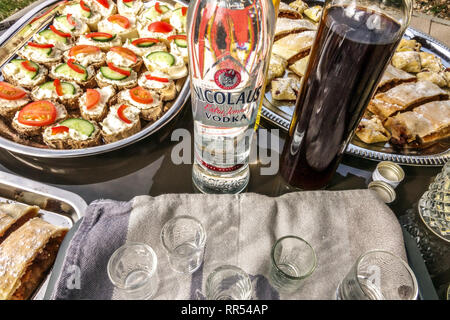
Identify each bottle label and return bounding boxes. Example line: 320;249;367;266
214;69;241;90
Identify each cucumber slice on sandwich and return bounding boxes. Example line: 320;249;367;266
38;29;68;44
146;51;175;67
10;59;39;79
39;81;76;95
54;15;76;31
54;63;88;81
100;66;130;80
60;118;95;137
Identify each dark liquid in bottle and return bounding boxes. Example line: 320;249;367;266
280;5;401;189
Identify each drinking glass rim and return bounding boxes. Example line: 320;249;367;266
353;249;419;300
270;235;317;280
107;242;158;290
160;215;207;254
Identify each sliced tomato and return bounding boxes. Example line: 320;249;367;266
131;38;159;46
51;125;69;135
117;105;131;124
130;86;153;104
27;42;54;48
67;59;85;74
108;14;130;29
21;61;37;72
0;82;27;101
107;62;131;76
18;101;57;127
50;25;71;37
54;79;64;96
123;0;134;2
86;89;100;109
182;7;187;16
96;0;110;9
155;2;163;14
69;45;100;56
80;0;91;12
148;21;173;33
110;47;137;62
85;32;114;39
167;34;187;41
145;74;169;82
67;14;76;26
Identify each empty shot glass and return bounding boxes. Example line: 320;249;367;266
269;236;317;293
107;242;159;300
337;250;418;300
161;215;206;274
205;265;253;300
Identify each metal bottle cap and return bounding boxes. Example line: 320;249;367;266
368;180;396;204
372;161;405;189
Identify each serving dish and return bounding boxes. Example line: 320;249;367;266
0;0;189;158
0;170;86;299
261;0;450;166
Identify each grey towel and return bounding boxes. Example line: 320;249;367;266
52;190;406;300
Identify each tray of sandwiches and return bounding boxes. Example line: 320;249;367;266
0;170;86;300
0;0;189;158
261;0;450;166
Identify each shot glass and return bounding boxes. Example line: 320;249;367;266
205;265;253;300
269;236;316;293
107;242;159;300
337;250;418;300
161;215;206;274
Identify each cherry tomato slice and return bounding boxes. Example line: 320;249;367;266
110;47;137;62
117;104;132;124
96;0;110;9
18;101;57;127
145;74;169;82
155;2;163;14
148;21;173;33
67;14;76;26
0;81;27;101
167;34;187;41
50;25;71;37
21;61;37;72
107;62;131;76
86;89;100;109
54;79;63;96
51;125;69;135
182;7;187;16
80;0;91;12
27;42;54;48
108;14;130;29
130;86;154;104
67;59;85;74
85;32;114;39
131;38;159;46
69;45;100;56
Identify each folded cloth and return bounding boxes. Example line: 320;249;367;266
52;190;406;300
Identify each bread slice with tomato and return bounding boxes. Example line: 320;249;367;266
116;86;163;122
79;86;115;122
63;44;106;69
0;82;30;119
100;104;141;143
17;42;63;69
2;59;48;90
43;118;102;149
31;80;82;110
33;26;75;51
96;63;138;90
11;101;68;137
49;60;97;88
137;71;176;101
106;46;143;72
98;15;139;40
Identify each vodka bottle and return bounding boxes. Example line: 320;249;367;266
187;0;275;194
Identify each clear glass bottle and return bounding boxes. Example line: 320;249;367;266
187;0;276;194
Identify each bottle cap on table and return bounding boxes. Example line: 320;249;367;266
372;161;405;188
368;180;396;204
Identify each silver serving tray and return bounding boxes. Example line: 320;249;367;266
0;0;189;158
0;170;86;300
262;4;450;166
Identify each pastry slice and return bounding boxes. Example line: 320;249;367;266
0;218;68;300
391;51;421;73
278;2;302;19
355;117;391;144
272;31;316;64
396;39;421;52
289;0;309;15
419;52;443;73
377;64;416;92
367;81;448;119
0;203;39;245
271;75;301;101
267;53;288;84
384;100;450;145
416;71;447;88
274;18;316;41
289;55;309;77
303;6;322;23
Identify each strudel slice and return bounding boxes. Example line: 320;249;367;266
272;31;316;64
368;81;448;119
385;100;450;145
377;64;416;92
0;218;68;300
271;75;301;101
278;2;302;19
267;53;288;84
355;117;391;144
274;18;316;41
0;203;39;244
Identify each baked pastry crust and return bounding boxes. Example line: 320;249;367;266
0;218;68;300
355;117;391;144
272;31;315;64
278;2;302;19
391;51;421;73
271;75;301;101
274;18;316;41
0;203;39;245
267;53;288;84
377;64;416;92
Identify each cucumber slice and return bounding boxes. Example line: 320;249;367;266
38;29;68;44
133;39;156;48
25;45;52;56
144;5;170;21
60;118;95;137
146;51;175;67
172;8;187;29
92;34;117;42
54;15;75;31
10;59;39;79
39;81;76;95
100;66;129;80
174;35;187;48
54;63;88;81
74;3;92;18
123;0;133;8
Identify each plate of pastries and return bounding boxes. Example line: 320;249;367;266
263;0;450;164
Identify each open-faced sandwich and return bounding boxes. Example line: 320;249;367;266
77;32;122;51
63;44;106;68
79;86;115;121
106;46;143;71
50;59;97;88
117;0;145;18
62;0;102;30
138;71;176;101
43;118;102;149
98;14;138;40
0;82;30;118
31;79;82;110
17;42;63;68
2;59;48;90
100;104;141;143
33;25;75;51
96;63;138;90
117;86;163;122
123;37;168;57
